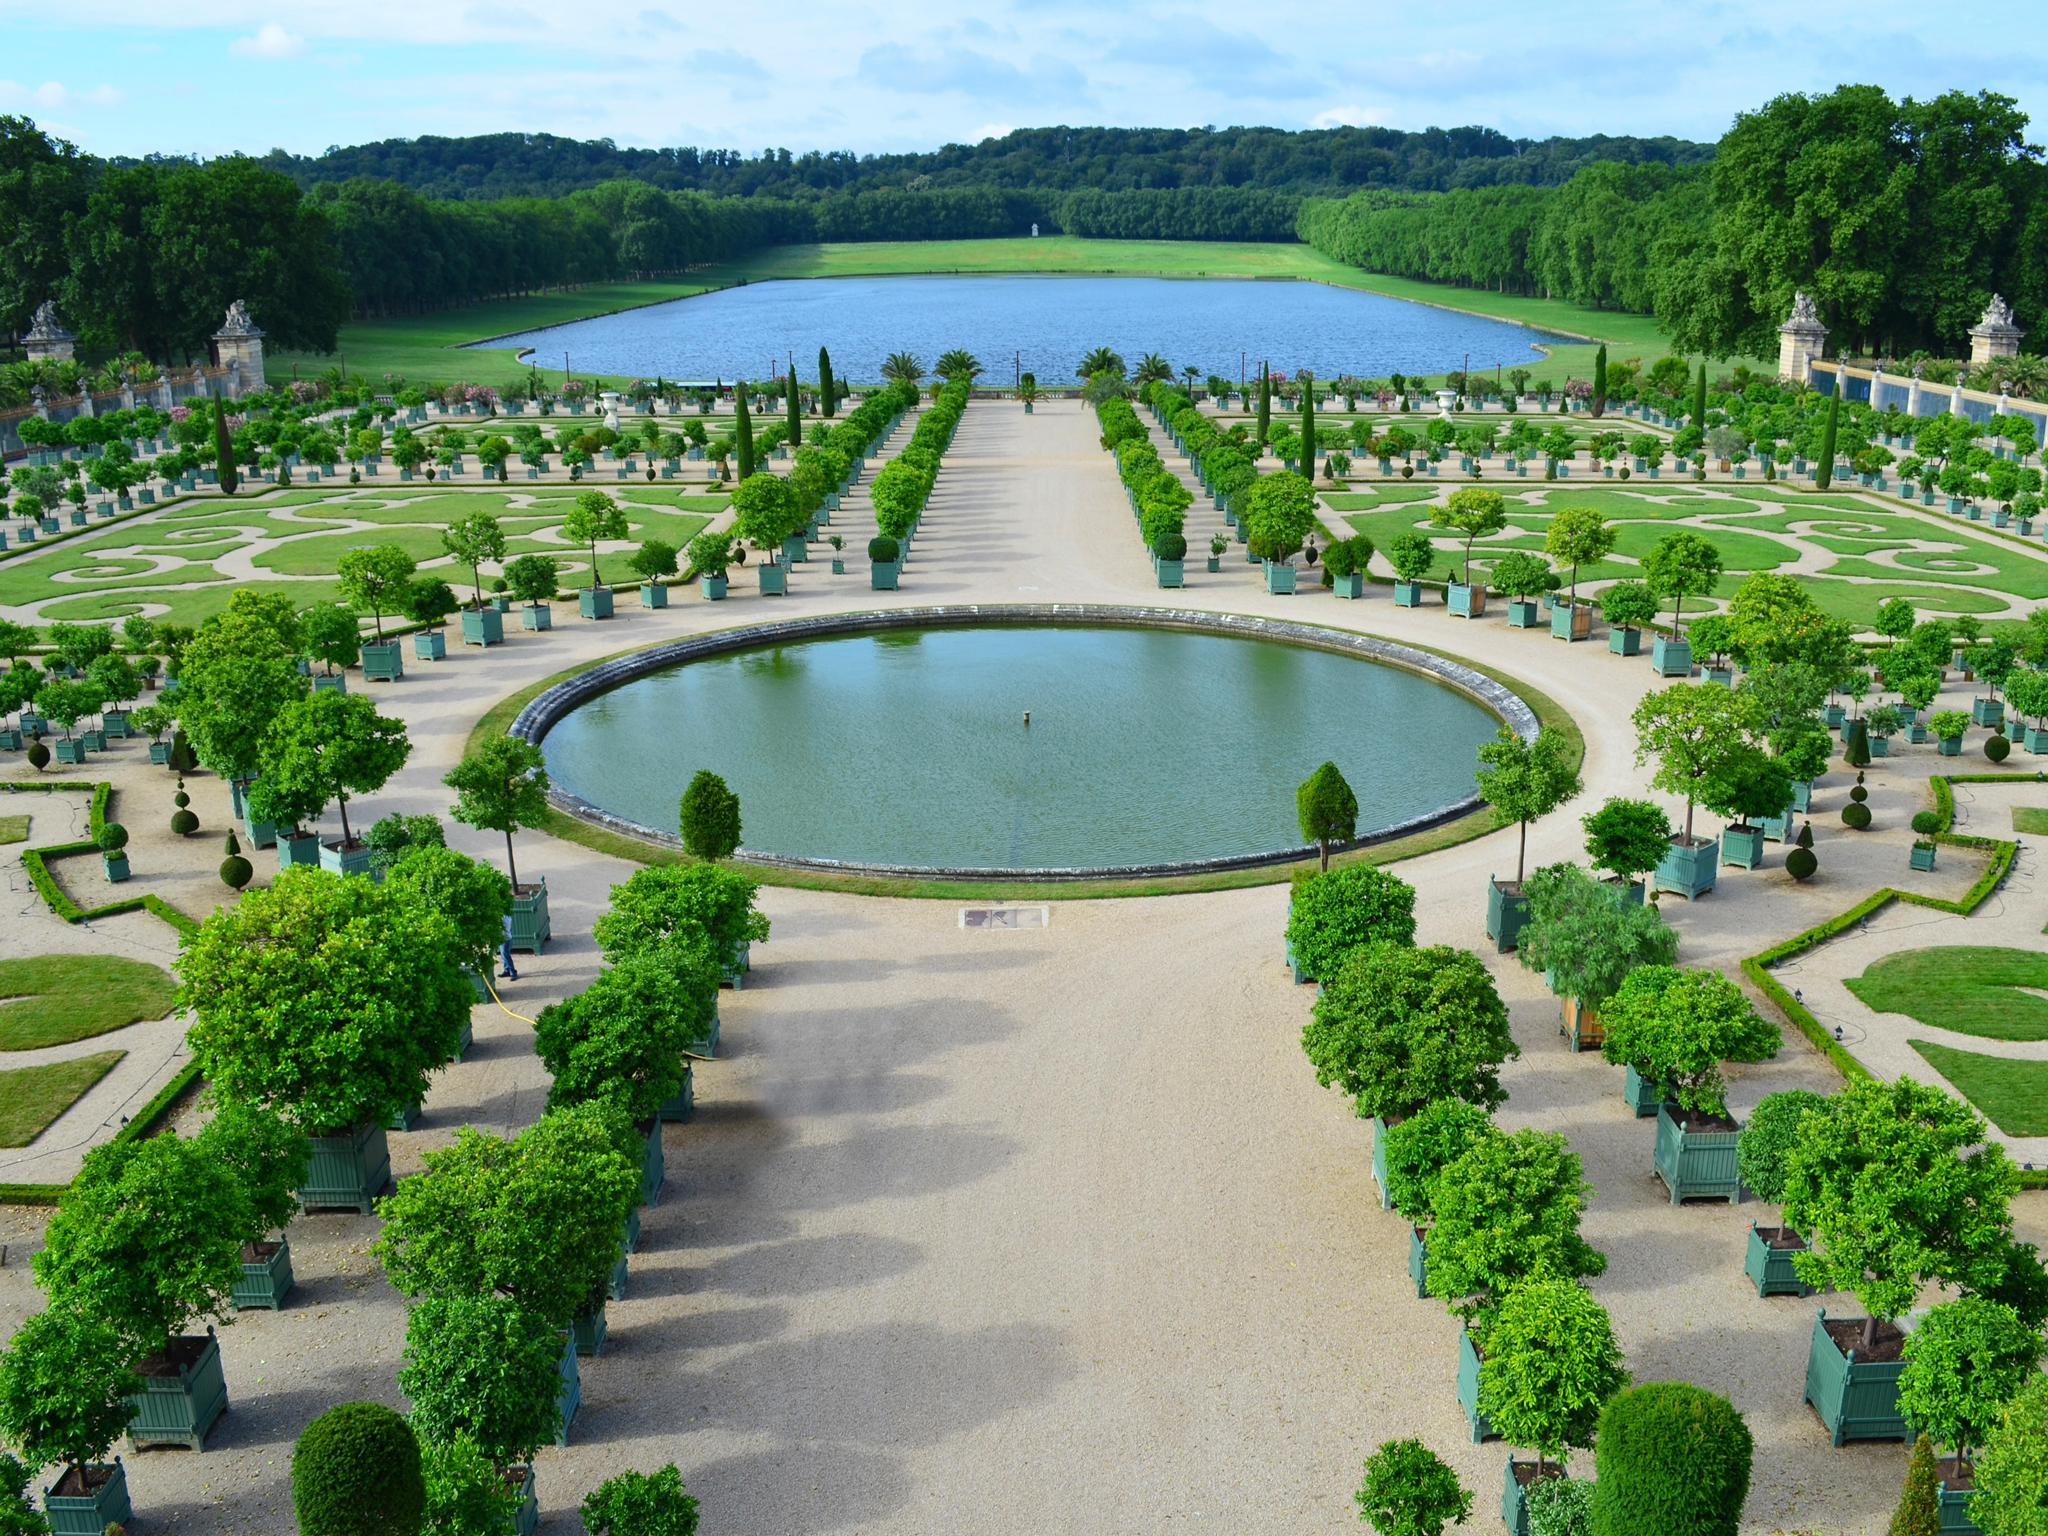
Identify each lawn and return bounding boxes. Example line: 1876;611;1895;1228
2012;807;2048;835
0;816;26;844
1909;1039;2048;1137
0;955;179;1051
1845;946;2048;1042
0;1051;124;1147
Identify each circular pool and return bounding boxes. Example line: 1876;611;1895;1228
530;611;1517;877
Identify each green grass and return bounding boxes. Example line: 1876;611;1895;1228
1909;1039;2048;1137
1321;488;1441;511
1845;946;2048;1041
2012;807;2048;835
33;580;347;628
0;955;178;1051
1793;578;2011;626
0;816;26;844
0;1051;124;1147
1828;546;2048;599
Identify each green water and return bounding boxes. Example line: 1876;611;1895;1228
543;625;1498;870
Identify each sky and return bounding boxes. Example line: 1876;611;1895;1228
5;1;2048;161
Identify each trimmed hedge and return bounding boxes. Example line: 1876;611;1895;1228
292;1401;427;1536
1591;1382;1752;1536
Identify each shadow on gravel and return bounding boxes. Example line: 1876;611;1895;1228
673;1442;914;1536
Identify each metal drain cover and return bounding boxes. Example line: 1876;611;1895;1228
958;905;1049;929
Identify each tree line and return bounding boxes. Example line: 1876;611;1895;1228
1299;85;2048;360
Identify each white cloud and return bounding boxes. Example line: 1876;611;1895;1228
972;122;1017;142
1311;105;1383;129
230;24;307;59
0;79;124;109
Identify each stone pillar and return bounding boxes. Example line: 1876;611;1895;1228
1906;370;1923;419
22;300;75;365
1868;367;1885;416
211;300;267;394
1950;383;1968;420
1969;295;2023;369
1778;291;1828;383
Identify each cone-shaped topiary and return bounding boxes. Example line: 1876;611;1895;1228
1844;718;1871;767
1796;821;1814;849
223;829;241;857
1887;1433;1940;1536
290;1400;426;1536
1591;1381;1752;1536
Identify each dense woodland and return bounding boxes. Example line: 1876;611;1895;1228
3;90;2045;366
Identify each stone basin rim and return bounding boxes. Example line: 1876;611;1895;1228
511;603;1539;881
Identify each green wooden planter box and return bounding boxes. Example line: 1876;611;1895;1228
300;1123;391;1214
127;1328;228;1451
1623;1063;1669;1117
1911;842;1938;872
554;1329;580;1445
102;710;131;738
1826;704;1846;728
387;1100;423;1131
1654;834;1718;899
1456;1327;1495;1442
1505;598;1541;628
659;1062;695;1122
640;1119;665;1206
1805;1310;1911;1445
1704;665;1735;685
1870;734;1891;757
579;585;615;619
1553;602;1592;640
689;1006;720;1058
277;830;322;871
233;1238;295;1309
609;1234;631;1302
1721;823;1766;868
320;839;376;878
510;879;550;952
1938;735;1963;756
758;563;787;596
507;1467;539;1536
360;641;404;681
1758;807;1795;842
413;629;446;660
1370;1116;1391;1210
1652;636;1693;676
722;939;752;989
1263;561;1297;594
1609;624;1642;655
42;1460;130;1536
1408;1224;1428;1298
1447;582;1486;618
1333;571;1364;598
1938;1478;1983;1535
1655;1103;1742;1203
572;1299;608;1357
1791;778;1813;813
491;594;511;612
1393;581;1423;607
641;581;669;608
313;673;347;694
102;852;129;882
523;602;553;631
1502;1459;1564;1536
1156;558;1184;589
1745;1224;1813;1297
1973;698;2004;728
701;574;728;599
782;534;808;563
462;607;504;645
1485;877;1530;952
54;738;86;764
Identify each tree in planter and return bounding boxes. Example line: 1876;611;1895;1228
1281;865;1417;981
1591;1382;1753;1536
1302;942;1517;1122
372;1101;642;1328
253;688;411;851
1515;861;1678;1010
1599;579;1658;636
195;1095;311;1262
1243;470;1317;564
1600;966;1778;1120
383;845;514;980
1580;797;1673;892
441;512;507;608
1425;1127;1605;1329
398;1292;563;1469
444;736;552;891
1543;507;1617;606
1381;1097;1498;1225
1735;1089;1833;1204
1782;1076;2017;1354
335;543;418;643
1700;741;1794;843
503;553;561;608
1478;1278;1629;1476
730;472;801;565
33;1130;255;1366
534;942;719;1123
0;1307;143;1508
1431;488;1507;586
1488;551;1555;608
594;863;770;978
1897;1296;2044;1476
679;770;743;862
1386;531;1438;587
290;1400;427;1536
421;1429;523;1535
564;490;630;589
1296;760;1357;871
178;867;475;1135
628;539;679;588
1353;1439;1472;1536
301;602;362;676
685;531;737;583
1474;726;1583;886
1632;683;1764;845
166;610;309;784
403;578;459;635
1971;1374;2048;1536
1641;531;1724;638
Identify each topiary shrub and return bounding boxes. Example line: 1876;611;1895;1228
1851;774;1869;804
1155;529;1187;561
1784;846;1817;881
290;1400;426;1536
1911;811;1940;836
171;806;199;835
25;742;47;771
1842;802;1872;830
220;840;253;890
1987;732;2011;762
867;536;899;563
1735;1089;1833;1202
1591;1381;1752;1536
96;823;128;853
1888;1432;1939;1536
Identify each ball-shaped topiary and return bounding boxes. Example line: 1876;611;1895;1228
96;823;128;853
290;1401;426;1536
220;854;253;890
1987;733;2011;763
171;808;199;836
1591;1381;1752;1536
1841;802;1872;830
1850;783;1869;805
1156;529;1188;562
25;742;47;771
1784;846;1817;882
1735;1089;1833;1202
173;789;190;809
1911;811;1940;836
867;535;899;563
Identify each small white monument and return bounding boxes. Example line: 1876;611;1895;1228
212;300;266;393
600;391;622;430
1777;291;1827;383
23;300;75;365
1968;294;2023;369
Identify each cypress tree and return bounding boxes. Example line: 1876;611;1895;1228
1256;362;1271;446
818;347;836;418
1301;377;1316;468
1816;393;1840;490
786;372;800;448
1691;362;1707;430
1592;344;1608;419
1887;1434;1940;1536
214;395;239;495
734;384;755;481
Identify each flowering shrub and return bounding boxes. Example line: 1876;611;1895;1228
561;380;591;400
169;405;191;424
288;380;324;404
1565;378;1593;400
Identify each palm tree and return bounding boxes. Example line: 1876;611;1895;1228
934;350;983;384
881;352;926;385
1181;366;1201;394
1133;352;1173;386
1076;347;1125;381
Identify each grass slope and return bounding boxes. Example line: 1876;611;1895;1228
1909;1039;2048;1137
1845;946;2048;1042
0;955;178;1051
0;1051;124;1147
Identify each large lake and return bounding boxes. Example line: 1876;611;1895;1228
474;273;1568;386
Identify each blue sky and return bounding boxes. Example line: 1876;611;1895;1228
6;1;2048;160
